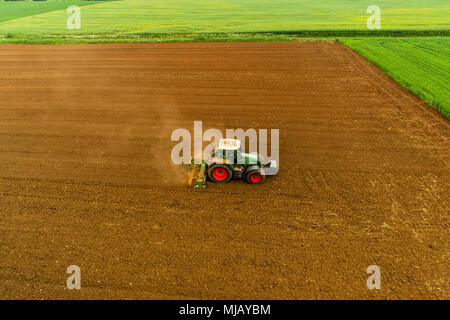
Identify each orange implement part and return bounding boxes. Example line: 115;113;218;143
187;159;207;188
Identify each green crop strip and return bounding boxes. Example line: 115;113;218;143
340;38;450;118
0;0;448;39
0;0;110;24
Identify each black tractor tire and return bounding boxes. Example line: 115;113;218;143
245;168;265;184
207;164;233;183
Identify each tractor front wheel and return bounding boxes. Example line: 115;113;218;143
245;169;265;184
208;165;233;183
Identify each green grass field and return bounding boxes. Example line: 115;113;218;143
0;0;107;24
340;38;450;118
0;0;449;40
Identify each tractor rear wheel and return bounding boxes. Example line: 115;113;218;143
245;169;265;184
208;165;233;183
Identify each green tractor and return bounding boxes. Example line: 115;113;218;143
187;139;277;188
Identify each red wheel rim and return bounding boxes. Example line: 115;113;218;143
212;168;228;181
250;173;262;183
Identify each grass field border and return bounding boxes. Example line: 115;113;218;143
339;38;450;119
1;30;449;44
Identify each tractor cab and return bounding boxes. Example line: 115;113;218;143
209;139;258;165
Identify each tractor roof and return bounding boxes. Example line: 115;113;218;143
218;139;241;150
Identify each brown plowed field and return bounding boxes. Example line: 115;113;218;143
0;41;448;299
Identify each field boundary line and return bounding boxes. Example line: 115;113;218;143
336;41;449;147
336;41;450;127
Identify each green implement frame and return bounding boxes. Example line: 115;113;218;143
187;159;207;188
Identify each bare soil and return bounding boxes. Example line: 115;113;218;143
0;41;448;299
